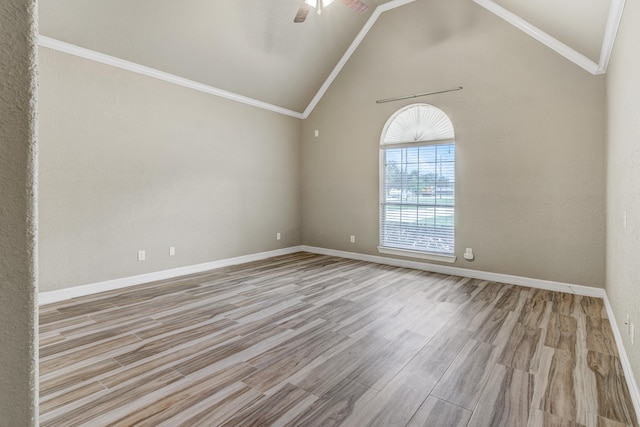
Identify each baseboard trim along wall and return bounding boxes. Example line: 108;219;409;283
300;246;639;417
40;245;605;306
302;246;640;416
603;296;640;420
38;246;305;306
38;245;639;417
301;246;606;298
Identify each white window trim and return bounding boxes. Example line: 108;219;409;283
378;142;456;257
380;138;455;149
379;103;456;259
378;246;457;263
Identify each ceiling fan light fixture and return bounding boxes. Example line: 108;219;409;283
295;0;366;22
304;0;335;9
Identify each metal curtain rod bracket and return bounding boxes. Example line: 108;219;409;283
376;86;463;104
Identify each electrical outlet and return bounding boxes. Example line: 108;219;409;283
627;313;631;334
137;250;146;261
169;246;176;256
276;232;281;241
350;235;356;243
464;248;474;261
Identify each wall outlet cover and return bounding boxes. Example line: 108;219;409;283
627;313;631;334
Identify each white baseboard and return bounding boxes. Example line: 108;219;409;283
39;244;604;305
603;296;640;420
38;246;303;305
302;245;639;415
301;246;606;298
38;246;606;305
38;244;638;417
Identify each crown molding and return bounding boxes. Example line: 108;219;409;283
302;0;416;118
473;0;626;76
37;0;415;120
597;0;627;74
38;35;305;119
39;0;625;118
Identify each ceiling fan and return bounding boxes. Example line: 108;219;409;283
294;0;369;23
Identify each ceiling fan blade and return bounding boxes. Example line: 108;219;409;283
340;0;368;14
294;3;310;22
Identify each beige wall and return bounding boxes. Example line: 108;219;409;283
31;0;639;409
301;0;607;287
38;1;608;291
0;0;39;425
606;0;640;388
39;48;302;291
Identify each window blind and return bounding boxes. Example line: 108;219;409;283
381;142;455;255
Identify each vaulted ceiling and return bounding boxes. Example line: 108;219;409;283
39;0;624;117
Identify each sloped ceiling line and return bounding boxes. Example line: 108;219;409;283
598;0;627;73
38;0;414;120
39;0;625;119
472;0;626;75
38;35;305;119
302;0;416;117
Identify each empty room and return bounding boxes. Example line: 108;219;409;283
2;0;640;425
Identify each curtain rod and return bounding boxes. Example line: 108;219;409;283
376;86;463;104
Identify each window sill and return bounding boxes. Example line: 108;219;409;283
377;246;457;264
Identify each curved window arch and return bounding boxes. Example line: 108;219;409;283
382;103;455;145
379;104;456;262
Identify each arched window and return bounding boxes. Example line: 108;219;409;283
379;104;456;262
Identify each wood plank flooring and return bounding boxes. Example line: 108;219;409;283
39;252;639;426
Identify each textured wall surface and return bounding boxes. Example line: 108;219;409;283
39;48;301;291
606;0;640;390
0;0;39;425
301;0;607;287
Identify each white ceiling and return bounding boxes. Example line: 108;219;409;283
39;0;392;112
491;0;611;63
39;0;623;116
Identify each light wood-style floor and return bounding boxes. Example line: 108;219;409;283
39;252;638;426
